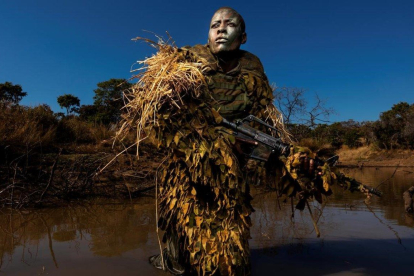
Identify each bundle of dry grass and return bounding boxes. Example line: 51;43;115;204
264;103;292;143
116;36;291;159
116;37;209;154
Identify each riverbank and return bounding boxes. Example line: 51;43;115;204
0;143;163;208
336;146;414;167
2;144;413;208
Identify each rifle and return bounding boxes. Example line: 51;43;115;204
221;115;382;197
335;172;383;197
221;115;290;161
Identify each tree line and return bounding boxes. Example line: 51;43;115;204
306;103;414;150
275;87;414;150
0;79;132;161
56;78;132;124
2;81;413;153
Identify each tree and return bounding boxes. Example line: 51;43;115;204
274;87;306;125
92;78;132;124
274;86;334;127
403;106;414;148
373;102;414;149
307;94;334;127
359;121;376;146
287;123;312;142
0;82;27;104
57;94;80;115
78;104;99;122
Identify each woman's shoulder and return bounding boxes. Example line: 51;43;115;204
181;45;266;77
238;50;265;77
181;44;217;72
181;44;215;62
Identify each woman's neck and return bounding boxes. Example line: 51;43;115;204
216;50;240;73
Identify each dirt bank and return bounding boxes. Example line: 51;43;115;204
0;143;163;208
336;146;414;167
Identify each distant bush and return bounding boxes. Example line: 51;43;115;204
0;104;115;160
368;102;414;149
56;116;114;145
298;138;328;152
0;104;57;154
56;116;93;144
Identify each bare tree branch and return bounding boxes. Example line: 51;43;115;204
273;86;334;127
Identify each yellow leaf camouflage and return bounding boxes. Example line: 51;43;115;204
120;43;284;276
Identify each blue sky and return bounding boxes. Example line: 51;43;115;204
1;0;413;122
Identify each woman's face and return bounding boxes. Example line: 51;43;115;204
208;9;246;55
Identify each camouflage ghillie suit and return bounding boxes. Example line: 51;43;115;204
145;43;371;275
148;44;277;275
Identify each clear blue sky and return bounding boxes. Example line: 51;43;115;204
1;0;413;122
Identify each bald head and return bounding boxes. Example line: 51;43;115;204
214;7;245;33
208;7;247;55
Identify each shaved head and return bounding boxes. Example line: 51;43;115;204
208;7;247;55
214;7;245;33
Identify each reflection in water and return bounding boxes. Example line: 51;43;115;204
1;168;414;275
0;197;158;275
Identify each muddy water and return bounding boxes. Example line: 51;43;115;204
1;168;414;276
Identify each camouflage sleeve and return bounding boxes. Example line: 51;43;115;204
244;72;274;123
241;73;278;186
281;145;380;209
280;145;334;209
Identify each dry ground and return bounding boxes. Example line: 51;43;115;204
337;146;414;167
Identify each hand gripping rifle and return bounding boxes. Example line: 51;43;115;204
220;115;382;197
